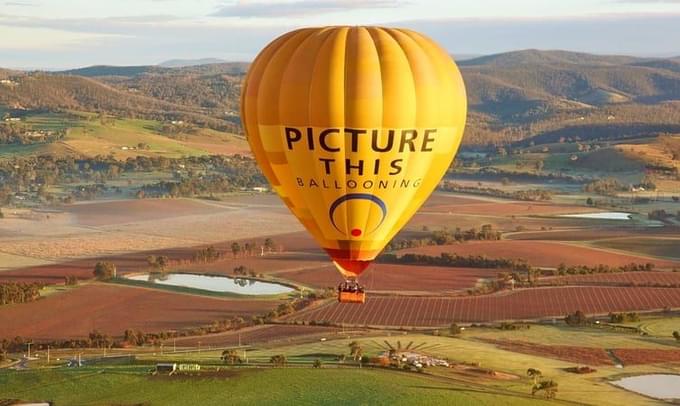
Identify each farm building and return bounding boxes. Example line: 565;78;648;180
155;363;177;375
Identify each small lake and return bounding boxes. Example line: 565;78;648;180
126;273;294;295
612;374;680;400
560;211;632;220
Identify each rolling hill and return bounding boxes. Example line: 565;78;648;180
2;49;680;150
159;58;228;67
459;49;644;67
0;73;240;132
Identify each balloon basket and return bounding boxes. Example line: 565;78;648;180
337;280;366;304
338;291;366;304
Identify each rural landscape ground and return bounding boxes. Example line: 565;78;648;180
1;49;680;405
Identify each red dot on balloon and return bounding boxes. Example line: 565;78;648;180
351;228;362;237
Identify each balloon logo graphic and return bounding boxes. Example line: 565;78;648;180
241;26;467;302
329;193;387;236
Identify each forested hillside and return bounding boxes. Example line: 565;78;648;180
2;49;680;148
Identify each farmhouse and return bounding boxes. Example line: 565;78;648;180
155;363;177;375
178;363;201;372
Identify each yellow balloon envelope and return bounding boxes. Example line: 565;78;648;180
241;26;467;279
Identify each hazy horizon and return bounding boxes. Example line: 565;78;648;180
4;47;679;72
3;0;680;69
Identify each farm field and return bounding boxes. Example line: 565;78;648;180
422;199;598;217
63;198;229;226
270;262;504;293
540;271;680;287
505;227;680;241
465;323;669;349
480;339;615;365
0;197;302;269
0;283;281;340
4;111;251;159
233;330;675;406
400;240;680;269
614;315;680;338
482;338;680;366
589;237;680;260
288;286;680;326
0;367;555;406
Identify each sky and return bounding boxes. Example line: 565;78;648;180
2;0;680;69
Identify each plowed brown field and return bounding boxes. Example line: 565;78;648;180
287;286;680;326
400;241;679;269
0;284;279;340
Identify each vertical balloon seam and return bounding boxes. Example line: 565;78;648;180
364;27;398;257
246;29;305;187
375;27;420;252
334;27;351;242
277;29;331;247
388;27;427;249
242;34;287;186
355;27;383;256
340;27;355;244
388;29;447;233
390;28;444;219
397;28;460;220
303;28;341;249
400;28;462;126
258;29;317;223
355;26;384;259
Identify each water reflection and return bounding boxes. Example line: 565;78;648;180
126;273;294;295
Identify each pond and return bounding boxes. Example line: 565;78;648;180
612;374;680;400
125;273;294;295
560;211;632;220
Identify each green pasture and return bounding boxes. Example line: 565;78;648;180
0;366;556;406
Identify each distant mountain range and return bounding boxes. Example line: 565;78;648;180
2;49;680;146
158;58;228;68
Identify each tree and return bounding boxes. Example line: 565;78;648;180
565;310;588;326
534;160;544;172
93;261;116;280
312;359;322;368
673;331;680;342
156;255;169;271
64;275;78;286
231;242;241;257
270;354;287;367
263;238;275;253
349;341;363;361
147;255;169;272
527;368;542;385
449;323;462;336
221;349;242;365
532;380;558;399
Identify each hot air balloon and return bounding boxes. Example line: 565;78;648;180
241;26;466;303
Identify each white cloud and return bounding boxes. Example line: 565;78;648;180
211;0;404;18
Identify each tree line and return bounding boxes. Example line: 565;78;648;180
386;225;501;251
0;154;266;205
377;252;530;270
0;282;43;305
439;180;554;201
0;122;65;145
